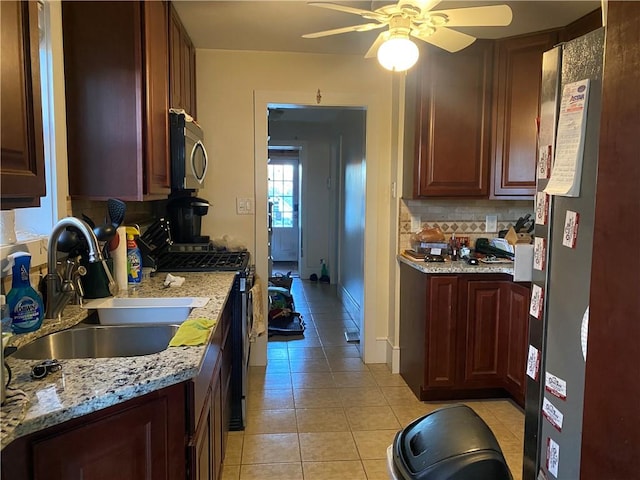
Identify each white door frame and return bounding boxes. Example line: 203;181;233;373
268;155;300;263
253;90;388;367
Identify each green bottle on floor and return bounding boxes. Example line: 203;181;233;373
319;259;330;283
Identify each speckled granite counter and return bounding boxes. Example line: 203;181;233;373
398;253;515;276
0;271;237;450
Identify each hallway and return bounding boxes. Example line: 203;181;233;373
221;278;524;479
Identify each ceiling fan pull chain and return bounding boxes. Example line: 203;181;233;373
316;89;322;105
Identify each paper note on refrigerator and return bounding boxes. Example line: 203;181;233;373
534;237;546;271
527;345;541;380
530;284;544;319
547;438;560;478
545;372;567;400
542;397;564;431
544;79;590;197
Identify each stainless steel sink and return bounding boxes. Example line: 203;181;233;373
11;324;180;359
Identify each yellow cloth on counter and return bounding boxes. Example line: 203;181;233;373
169;318;215;347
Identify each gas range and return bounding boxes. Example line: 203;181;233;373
156;247;249;272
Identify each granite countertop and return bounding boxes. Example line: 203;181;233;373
0;271;237;450
398;253;515;276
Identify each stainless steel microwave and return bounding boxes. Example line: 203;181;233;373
170;112;208;191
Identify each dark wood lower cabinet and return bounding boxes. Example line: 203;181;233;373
2;299;234;480
399;264;530;406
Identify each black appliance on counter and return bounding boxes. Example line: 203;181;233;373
166;194;211;244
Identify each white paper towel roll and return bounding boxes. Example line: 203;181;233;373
111;226;128;291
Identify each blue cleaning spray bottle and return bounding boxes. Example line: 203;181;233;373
4;252;44;333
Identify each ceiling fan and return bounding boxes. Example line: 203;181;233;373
302;1;513;71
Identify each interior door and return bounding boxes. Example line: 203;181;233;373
268;159;299;262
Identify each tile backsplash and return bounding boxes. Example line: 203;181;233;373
399;198;533;251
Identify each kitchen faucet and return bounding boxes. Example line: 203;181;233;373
45;217;117;320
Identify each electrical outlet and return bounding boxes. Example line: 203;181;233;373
236;197;254;215
486;215;498;233
411;215;421;232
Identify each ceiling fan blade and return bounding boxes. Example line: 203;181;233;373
364;31;390;59
308;2;387;21
302;22;384;39
408;0;442;14
411;27;476;53
428;5;513;27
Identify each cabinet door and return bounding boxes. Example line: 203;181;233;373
29;386;185;480
414;41;493;197
62;1;169;200
143;0;171;196
191;389;213;480
399;262;428;397
425;276;459;388
462;280;503;387
0;1;46;209
211;371;223;480
504;282;530;406
169;5;184;111
491;31;558;198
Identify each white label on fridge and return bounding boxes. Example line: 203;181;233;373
530;284;544;319
547;437;560;478
527;345;541;380
535;192;550;225
545;372;567;400
538;144;552;180
542;397;564;431
534;237;546;271
562;210;580;248
544;79;590;197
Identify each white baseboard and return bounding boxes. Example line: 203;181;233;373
387;339;400;374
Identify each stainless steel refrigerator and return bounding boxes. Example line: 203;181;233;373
524;28;604;480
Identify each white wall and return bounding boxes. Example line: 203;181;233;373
196;49;396;364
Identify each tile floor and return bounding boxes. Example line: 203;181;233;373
221;278;524;480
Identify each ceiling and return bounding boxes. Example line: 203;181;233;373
173;1;600;56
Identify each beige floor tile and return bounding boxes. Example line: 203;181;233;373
380;385;424;405
261;373;293;390
332;371;377;388
239;463;303;480
265;359;291;374
247;388;295;411
390;402;446;427
371;370;410;387
352;430;398;460
282;336;322;348
323;345;361;358
328;356;368;372
293;388;343;409
346;405;402;431
287;346;326;359
337;387;388;407
311;312;351;321
299;432;359;461
267;348;289;361
302;460;367;480
224;432;244;465
220;464;240;480
292;372;336;389
295;407;349;432
367;363;392;373
245;409;298;434
241;433;300;464
299;327;319;338
289;357;330;373
362;459;391;480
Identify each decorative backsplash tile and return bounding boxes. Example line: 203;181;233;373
399;198;533;251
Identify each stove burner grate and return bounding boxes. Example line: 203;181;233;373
156;250;249;272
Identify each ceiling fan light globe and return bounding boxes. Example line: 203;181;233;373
377;37;419;72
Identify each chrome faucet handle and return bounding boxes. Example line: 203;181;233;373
72;265;87;302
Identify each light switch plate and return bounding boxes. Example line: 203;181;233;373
236;197;254;215
485;215;498;232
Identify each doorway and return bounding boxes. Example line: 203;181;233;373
268;151;300;277
267;104;366;343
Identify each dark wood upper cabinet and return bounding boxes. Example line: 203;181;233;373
1;1;46;209
561;8;602;43
62;1;170;201
414;41;494;197
490;30;559;199
169;4;197;118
